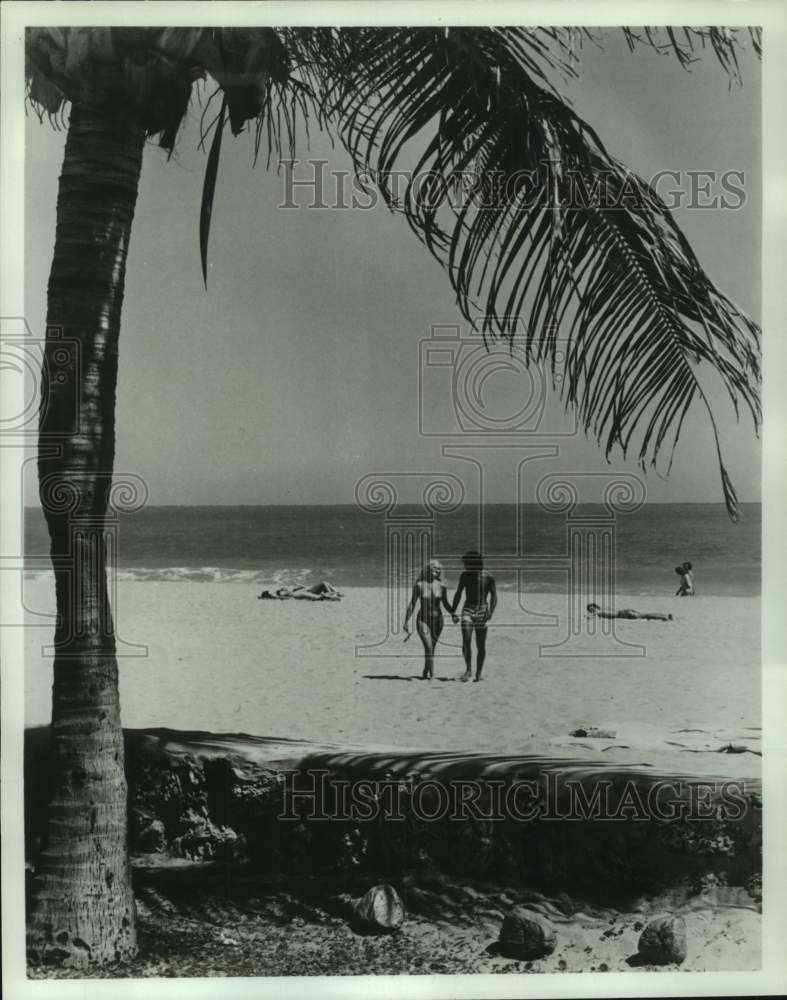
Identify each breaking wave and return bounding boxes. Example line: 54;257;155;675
24;566;320;586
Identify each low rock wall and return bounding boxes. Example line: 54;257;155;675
25;727;762;903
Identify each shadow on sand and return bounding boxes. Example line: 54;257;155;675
362;675;462;683
362;674;420;682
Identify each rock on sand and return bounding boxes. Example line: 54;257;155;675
498;908;557;959
637;914;688;964
349;884;405;933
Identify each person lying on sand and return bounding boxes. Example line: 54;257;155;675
587;602;672;621
451;550;497;683
258;582;342;601
403;560;455;680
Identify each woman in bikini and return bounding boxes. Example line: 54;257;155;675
451;550;497;683
403;560;455;680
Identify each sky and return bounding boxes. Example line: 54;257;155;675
24;31;762;506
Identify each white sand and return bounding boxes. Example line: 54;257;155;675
23;577;760;776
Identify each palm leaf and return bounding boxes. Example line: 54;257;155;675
286;26;760;519
199;95;227;288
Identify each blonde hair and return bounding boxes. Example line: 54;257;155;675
418;560;443;582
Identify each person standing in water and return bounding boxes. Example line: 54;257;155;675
403;560;455;680
675;561;695;596
451;550;497;683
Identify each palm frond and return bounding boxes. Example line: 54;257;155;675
291;27;760;519
619;26;761;84
199;95;227;288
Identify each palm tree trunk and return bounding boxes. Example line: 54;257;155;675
28;69;145;969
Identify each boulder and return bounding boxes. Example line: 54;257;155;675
637;914;687;964
349;883;405;933
498;908;557;959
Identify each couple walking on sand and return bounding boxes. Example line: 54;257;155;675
403;550;497;682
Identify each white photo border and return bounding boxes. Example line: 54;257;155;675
2;2;785;998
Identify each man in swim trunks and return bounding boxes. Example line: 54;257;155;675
587;603;672;621
450;550;497;683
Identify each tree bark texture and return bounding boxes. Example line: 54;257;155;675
28;67;146;969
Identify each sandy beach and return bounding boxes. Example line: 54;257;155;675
23;577;760;773
22;577;763;975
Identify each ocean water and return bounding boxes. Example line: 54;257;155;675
24;503;760;597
